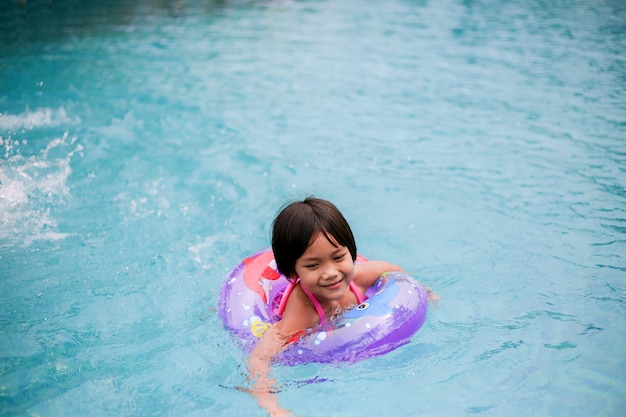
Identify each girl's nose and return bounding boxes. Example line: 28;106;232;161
321;264;339;279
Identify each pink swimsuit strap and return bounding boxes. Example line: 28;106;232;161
350;281;365;304
299;284;328;325
276;280;364;326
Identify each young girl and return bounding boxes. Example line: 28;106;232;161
247;197;404;416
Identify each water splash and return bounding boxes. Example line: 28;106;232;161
0;107;77;132
0;130;82;246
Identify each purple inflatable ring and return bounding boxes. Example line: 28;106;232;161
218;248;428;365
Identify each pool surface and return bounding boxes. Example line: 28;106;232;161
1;0;625;416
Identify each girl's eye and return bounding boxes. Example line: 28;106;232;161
334;254;346;261
305;263;319;269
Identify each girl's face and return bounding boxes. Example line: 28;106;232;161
293;232;355;303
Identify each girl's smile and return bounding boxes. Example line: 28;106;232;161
320;277;344;288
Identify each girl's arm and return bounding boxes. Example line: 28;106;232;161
354;260;404;289
246;287;312;416
355;261;440;301
247;324;296;416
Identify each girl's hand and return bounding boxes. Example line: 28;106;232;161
425;286;440;302
254;384;295;417
269;407;295;417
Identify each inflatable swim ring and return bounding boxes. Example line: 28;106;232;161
217;248;428;365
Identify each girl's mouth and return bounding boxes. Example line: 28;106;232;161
321;277;344;288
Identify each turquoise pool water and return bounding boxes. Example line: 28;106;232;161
1;0;624;416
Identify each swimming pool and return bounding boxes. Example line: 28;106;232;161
1;0;624;415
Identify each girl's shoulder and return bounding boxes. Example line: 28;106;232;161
276;284;320;333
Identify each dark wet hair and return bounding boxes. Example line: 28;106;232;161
271;197;357;278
